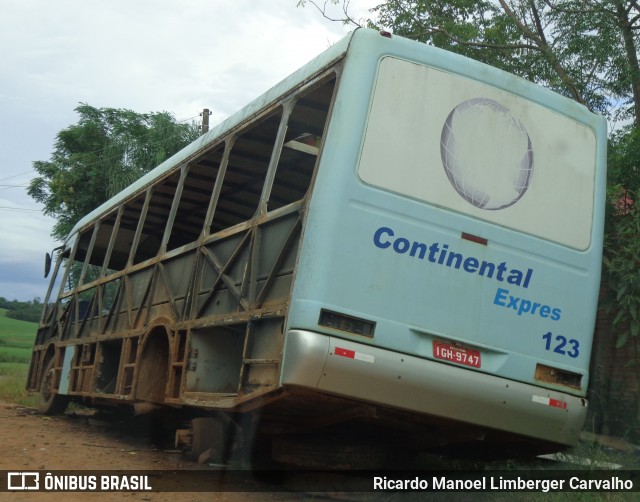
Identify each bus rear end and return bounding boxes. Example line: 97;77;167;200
281;30;606;455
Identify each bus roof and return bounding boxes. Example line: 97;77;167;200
64;29;356;246
65;28;604;247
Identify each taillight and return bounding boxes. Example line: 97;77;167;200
319;309;376;338
535;363;582;389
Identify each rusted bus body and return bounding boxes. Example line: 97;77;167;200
28;29;607;457
27;57;340;413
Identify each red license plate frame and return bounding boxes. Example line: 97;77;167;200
432;340;481;368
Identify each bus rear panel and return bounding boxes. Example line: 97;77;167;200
282;31;605;451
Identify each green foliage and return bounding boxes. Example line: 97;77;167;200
604;127;640;349
603;188;640;349
311;0;640;125
608;126;640;194
28;104;200;240
0;297;29;311
4;298;42;323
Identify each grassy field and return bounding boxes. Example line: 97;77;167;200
0;308;38;406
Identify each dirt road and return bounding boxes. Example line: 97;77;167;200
0;402;339;502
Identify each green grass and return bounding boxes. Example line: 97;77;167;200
0;308;38;406
0;308;37;340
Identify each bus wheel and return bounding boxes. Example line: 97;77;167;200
38;358;68;415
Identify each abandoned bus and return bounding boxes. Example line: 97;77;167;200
28;29;606;461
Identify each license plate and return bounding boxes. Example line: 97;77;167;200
433;340;481;368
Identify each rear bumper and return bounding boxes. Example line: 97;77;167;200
280;330;587;446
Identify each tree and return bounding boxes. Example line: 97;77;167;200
302;0;640;334
28;104;200;240
5;298;42;323
302;0;640;126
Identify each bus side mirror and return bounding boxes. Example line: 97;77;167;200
45;252;52;278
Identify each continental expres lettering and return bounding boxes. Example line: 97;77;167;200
493;287;561;321
373;226;533;287
373;226;562;321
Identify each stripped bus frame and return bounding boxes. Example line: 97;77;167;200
28;62;341;415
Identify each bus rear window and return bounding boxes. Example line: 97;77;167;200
358;57;597;250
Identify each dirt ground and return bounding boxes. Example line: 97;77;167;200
4;401;638;501
0;402;362;502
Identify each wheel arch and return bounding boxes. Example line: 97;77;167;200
134;320;174;404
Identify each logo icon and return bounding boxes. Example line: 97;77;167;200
440;98;533;210
7;472;40;491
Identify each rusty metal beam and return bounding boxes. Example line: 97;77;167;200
196;231;252;316
256;219;301;309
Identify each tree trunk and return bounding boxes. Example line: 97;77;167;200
616;1;640;127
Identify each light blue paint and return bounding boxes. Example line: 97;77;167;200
286;30;606;398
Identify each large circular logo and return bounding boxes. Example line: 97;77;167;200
440;98;533;210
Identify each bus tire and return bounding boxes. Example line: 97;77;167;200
38;358;68;415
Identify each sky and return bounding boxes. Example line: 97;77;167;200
0;0;379;301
